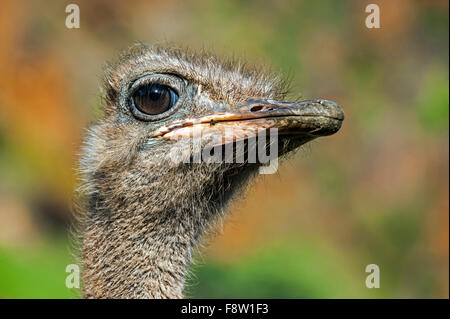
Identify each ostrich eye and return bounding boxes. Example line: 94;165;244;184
132;83;179;115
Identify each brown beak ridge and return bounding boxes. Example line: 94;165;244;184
153;99;344;142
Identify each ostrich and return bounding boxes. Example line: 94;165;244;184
77;43;344;298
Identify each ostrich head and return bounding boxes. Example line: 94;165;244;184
78;43;344;298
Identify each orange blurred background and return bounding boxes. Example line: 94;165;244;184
0;0;448;298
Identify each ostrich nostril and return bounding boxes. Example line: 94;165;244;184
250;105;274;112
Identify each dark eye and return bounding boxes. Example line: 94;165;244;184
132;83;179;115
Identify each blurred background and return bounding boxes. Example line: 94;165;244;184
0;0;448;298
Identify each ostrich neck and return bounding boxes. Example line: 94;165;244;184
80;160;254;298
82;202;202;299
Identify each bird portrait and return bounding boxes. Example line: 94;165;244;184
77;44;343;298
1;0;447;304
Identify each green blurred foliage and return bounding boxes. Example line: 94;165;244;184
188;239;372;298
0;239;74;298
417;68;449;132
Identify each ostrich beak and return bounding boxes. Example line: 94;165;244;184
153;99;344;142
